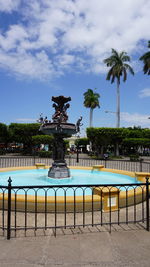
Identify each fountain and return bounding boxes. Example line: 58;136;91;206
39;95;82;178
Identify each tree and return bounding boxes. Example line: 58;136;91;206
123;138;150;156
139;40;150;75
83;88;100;127
75;137;89;153
86;127;150;157
0;123;9;144
0;123;10;151
104;49;134;127
75;138;89;147
86;127;126;157
32;135;54;156
32;135;54;146
9;123;40;154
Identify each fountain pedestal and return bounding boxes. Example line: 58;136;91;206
48;160;70;178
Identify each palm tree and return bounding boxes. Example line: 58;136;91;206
103;48;134;128
139;40;150;75
83;88;100;127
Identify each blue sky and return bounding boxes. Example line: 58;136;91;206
0;0;150;136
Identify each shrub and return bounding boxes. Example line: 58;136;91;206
38;151;52;158
0;149;6;155
129;154;140;161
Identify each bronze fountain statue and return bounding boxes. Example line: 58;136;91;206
38;95;82;178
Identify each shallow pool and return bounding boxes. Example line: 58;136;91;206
0;169;139;196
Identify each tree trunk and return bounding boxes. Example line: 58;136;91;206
115;143;119;157
100;146;104;157
116;81;120;128
89;108;93;127
115;80;120;156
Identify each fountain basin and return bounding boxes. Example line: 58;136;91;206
40;122;77;178
40;122;77;136
0;166;148;212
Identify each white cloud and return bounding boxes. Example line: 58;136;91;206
121;112;150;127
0;25;28;51
56;54;75;67
139;88;150;98
0;49;60;80
0;0;20;13
0;0;149;80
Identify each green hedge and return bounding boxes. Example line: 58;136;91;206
38;151;52;158
0;149;6;155
129;154;140;161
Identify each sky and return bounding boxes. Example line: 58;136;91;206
0;0;150;136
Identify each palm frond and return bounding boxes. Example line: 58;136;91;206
139;41;150;74
139;51;150;61
143;62;150;75
123;64;134;75
121;55;131;62
83;88;100;109
143;64;148;74
111;74;116;84
111;48;119;57
122;67;127;82
106;68;113;81
104;48;134;84
119;51;126;58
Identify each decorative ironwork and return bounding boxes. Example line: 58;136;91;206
0;157;150;172
52;96;71;123
39;95;82;178
0;177;149;239
76;116;83;132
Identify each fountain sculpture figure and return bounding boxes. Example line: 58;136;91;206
39;96;82;178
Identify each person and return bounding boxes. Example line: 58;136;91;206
103;153;109;160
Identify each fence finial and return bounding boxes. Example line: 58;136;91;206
8;177;12;186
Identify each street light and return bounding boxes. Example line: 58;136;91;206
105;110;116;114
76;134;80;163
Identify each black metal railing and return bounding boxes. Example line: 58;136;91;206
0;156;150;172
0;177;149;239
0;156;53;168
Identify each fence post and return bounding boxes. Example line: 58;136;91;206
146;177;149;231
69;155;71;166
140;159;143;172
32;151;36;166
7;177;12;240
104;158;107;168
76;147;79;163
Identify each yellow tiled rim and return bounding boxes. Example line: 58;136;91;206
0;166;149;212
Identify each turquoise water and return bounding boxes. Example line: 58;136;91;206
0;169;139;196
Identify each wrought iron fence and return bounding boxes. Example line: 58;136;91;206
0;156;53;168
0;156;150;172
0;177;149;239
66;157;150;172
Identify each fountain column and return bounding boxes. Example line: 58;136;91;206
48;134;70;178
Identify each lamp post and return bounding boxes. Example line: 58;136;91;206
76;135;80;163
